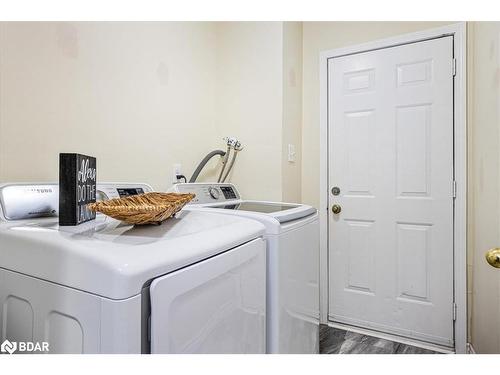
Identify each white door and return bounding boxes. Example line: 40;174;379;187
328;37;455;347
150;238;266;353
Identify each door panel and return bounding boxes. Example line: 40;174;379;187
328;36;454;347
150;239;266;354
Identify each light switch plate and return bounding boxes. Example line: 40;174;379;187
288;144;296;163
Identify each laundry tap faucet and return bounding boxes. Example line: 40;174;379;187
223;136;243;150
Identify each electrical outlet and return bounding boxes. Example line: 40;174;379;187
172;163;182;183
288;144;296;163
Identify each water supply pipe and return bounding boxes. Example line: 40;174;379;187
189;150;226;183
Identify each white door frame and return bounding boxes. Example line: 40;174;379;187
319;22;467;353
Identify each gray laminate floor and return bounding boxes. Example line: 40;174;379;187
319;324;439;354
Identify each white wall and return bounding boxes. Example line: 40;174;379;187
0;22;220;191
301;21;453;207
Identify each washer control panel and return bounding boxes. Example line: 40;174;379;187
208;187;220;200
172;183;241;205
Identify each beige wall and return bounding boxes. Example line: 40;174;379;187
2;20;500;352
0;22;220;191
282;22;303;202
301;21;453;208
214;22;284;201
214;21;303;201
0;22;298;201
468;21;500;354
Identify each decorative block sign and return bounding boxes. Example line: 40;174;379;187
59;153;97;226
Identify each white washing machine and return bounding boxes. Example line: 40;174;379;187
0;182;267;354
171;183;319;354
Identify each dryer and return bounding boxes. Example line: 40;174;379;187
171;182;320;353
0;182;267;354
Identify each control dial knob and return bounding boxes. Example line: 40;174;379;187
208;187;220;199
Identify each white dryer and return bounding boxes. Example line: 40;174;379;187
0;183;267;354
171;183;319;354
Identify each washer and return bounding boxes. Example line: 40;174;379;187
0;182;267;354
171;182;319;353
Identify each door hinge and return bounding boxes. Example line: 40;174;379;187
452;58;457;77
452;180;457;199
453;302;457;321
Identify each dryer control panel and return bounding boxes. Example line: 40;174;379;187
97;183;153;201
0;182;153;221
0;184;59;221
172;183;241;205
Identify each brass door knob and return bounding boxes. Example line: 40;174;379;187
331;204;342;214
485;248;500;268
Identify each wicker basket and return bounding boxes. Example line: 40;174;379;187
87;192;195;225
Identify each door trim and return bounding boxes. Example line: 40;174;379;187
319;22;467;353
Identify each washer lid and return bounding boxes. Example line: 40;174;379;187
0;210;265;300
211;202;299;213
206;201;317;223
